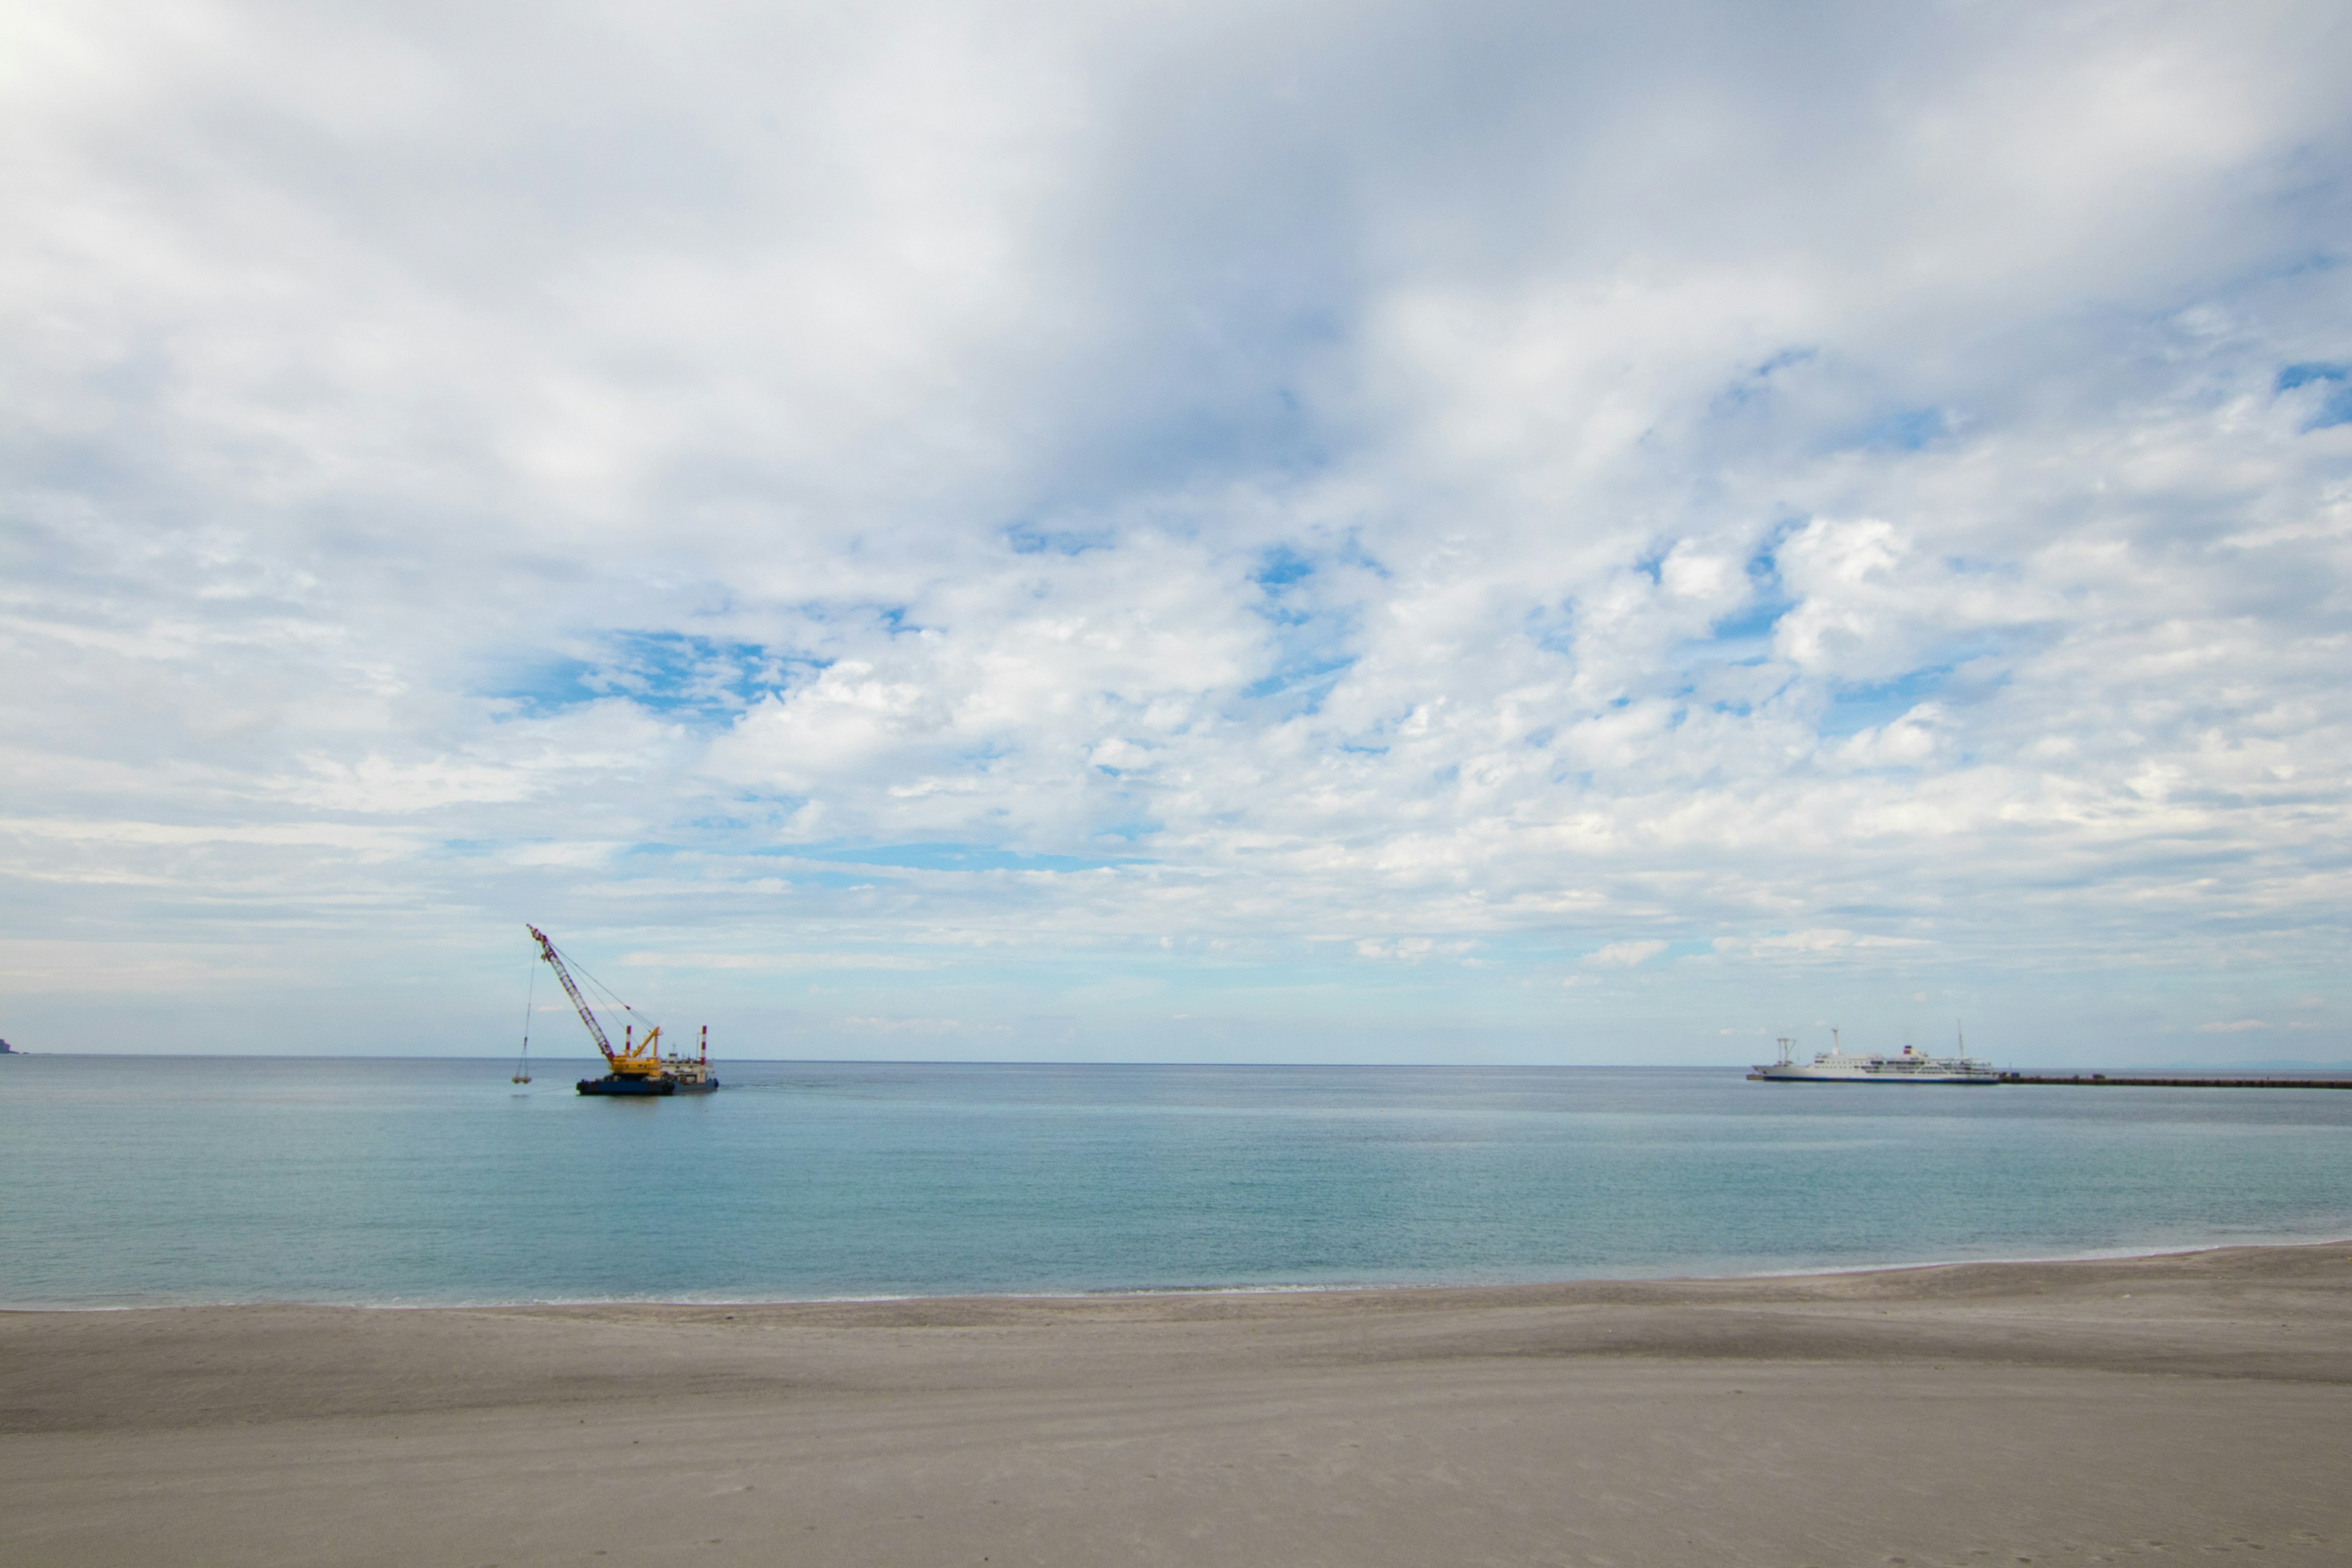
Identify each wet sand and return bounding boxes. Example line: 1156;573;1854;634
5;1243;2349;1566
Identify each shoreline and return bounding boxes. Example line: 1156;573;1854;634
7;1241;2349;1566
10;1230;2351;1315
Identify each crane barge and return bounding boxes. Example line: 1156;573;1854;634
526;924;720;1096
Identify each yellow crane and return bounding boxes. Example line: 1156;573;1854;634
526;924;719;1096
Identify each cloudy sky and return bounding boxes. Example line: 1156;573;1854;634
5;0;2348;1063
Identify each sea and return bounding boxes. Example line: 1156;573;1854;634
4;1057;2350;1309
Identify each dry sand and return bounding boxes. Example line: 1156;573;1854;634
4;1243;2349;1567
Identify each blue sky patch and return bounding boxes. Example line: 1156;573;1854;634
1242;545;1356;715
1335;533;1391;578
1708;598;1788;644
1744;516;1804;579
1006;521;1115;556
1822;666;1951;736
497;631;823;720
1242;653;1355;709
1711;346;1817;414
1845;406;1948;451
2277;362;2352;428
1253;545;1315;590
796;869;886;889
1526;600;1576;657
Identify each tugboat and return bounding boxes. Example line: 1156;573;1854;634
524;925;722;1096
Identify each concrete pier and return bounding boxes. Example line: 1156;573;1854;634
1999;1074;2352;1089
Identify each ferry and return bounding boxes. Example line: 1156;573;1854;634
1749;1028;1998;1084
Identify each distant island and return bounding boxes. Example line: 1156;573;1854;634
0;1038;13;1054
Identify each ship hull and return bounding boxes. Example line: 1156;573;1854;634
577;1075;675;1096
1747;1067;1999;1084
575;1072;722;1095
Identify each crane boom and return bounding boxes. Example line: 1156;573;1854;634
522;924;718;1096
527;923;615;1065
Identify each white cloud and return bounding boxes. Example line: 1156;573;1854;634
617;951;935;972
1717;930;1931;960
1354;938;1476;964
1583;940;1668;968
2;0;2349;1060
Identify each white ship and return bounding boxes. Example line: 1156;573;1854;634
1749;1028;1999;1084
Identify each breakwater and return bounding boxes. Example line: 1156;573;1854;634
2000;1074;2352;1089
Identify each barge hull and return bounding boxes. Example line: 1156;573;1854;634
577;1076;675;1096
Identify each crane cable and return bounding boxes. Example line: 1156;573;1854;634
542;937;662;1035
514;959;535;1084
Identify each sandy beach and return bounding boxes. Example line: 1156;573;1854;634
4;1243;2348;1566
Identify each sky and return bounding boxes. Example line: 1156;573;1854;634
3;0;2349;1063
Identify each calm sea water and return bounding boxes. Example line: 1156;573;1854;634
4;1057;2349;1307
